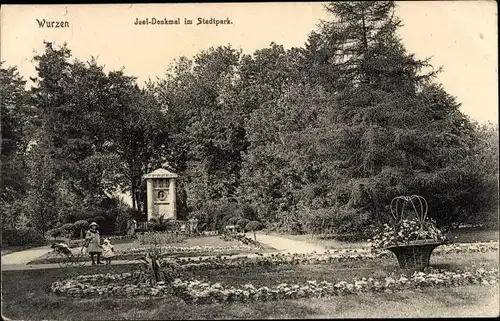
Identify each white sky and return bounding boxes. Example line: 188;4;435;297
1;2;498;125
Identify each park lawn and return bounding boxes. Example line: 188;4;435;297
46;235;275;252
269;228;500;250
113;235;265;251
49;235;258;250
28;235;276;265
2;251;498;320
107;235;273;252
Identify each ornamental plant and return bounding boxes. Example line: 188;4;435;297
133;245;181;286
370;195;446;250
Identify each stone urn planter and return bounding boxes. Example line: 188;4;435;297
372;195;447;271
385;239;444;271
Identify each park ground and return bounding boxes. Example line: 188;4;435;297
1;229;499;319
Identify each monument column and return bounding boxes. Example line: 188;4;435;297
170;178;177;219
146;179;154;219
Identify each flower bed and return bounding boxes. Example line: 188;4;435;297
29;245;259;265
48;240;499;302
120;245;257;256
172;251;386;271
370;219;446;250
103;235;136;241
172;268;499;304
32;241;499;266
50;267;499;303
432;242;499;254
170;242;499;271
38;241;499;274
50;273;171;298
220;233;263;248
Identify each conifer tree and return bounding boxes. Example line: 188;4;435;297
240;1;479;235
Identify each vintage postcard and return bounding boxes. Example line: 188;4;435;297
1;2;498;320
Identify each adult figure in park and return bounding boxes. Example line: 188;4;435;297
189;217;199;235
84;222;103;265
126;219;137;237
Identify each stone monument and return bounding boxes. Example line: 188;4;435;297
143;168;178;221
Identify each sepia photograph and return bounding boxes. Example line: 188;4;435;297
1;2;498;319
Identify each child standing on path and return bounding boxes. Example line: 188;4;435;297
101;238;115;265
84;222;103;265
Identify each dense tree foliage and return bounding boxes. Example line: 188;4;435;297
238;1;490;235
1;64;32;230
1;1;497;245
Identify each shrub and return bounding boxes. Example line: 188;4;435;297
268;209;306;235
60;223;75;230
237;203;259;221
74;220;89;239
46;228;64;241
149;218;175;232
1;228;46;246
236;218;250;232
114;208;135;234
187;209;209;232
59;223;75;238
219;232;262;247
227;217;240;226
300;205;374;241
245;221;263;241
188;203;259;233
300;207;337;235
91;215;105;226
217;203;241;220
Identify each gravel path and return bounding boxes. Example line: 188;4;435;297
249;232;327;254
2;233;327;271
1;246;53;265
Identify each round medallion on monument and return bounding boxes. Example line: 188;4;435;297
157;190;167;201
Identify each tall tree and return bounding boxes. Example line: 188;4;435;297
0;63;32;228
153;46;246;212
1;64;28;202
240;1;479;235
239;83;334;228
27;42;142;229
113;85;169;214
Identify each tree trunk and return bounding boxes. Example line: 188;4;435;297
360;6;371;85
131;179;137;211
368;188;381;228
